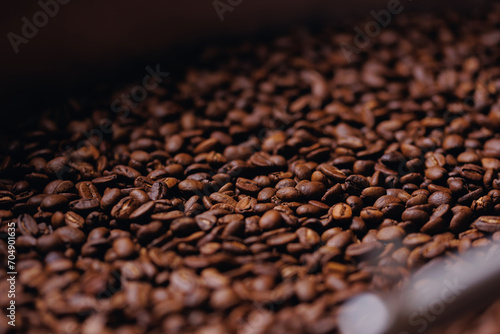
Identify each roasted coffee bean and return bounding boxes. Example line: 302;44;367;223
473;216;500;233
276;187;301;202
18;213;39;236
259;210;283;230
69;198;100;212
377;226;405;242
296;181;326;199
100;188;122;210
111;197;140;220
55;226;86;245
113;237;136;258
329;203;352;223
40;194;68;212
76;181;101;200
266;232;297;246
428;191;453;207
129;201;155;220
236;178;260;194
296;227;320;247
64;211;85;229
112;165;141;180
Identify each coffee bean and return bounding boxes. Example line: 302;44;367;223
111;197;140;220
276;187;301;202
266;232;297;246
55;226;86;245
129;201;155;220
473;216;500;233
259;210;283;230
296;227;320;247
18;213;39;236
76;181;101;200
40;194;68;212
428;191;453;207
329;203;352;223
64;211;85;229
345;242;383;259
296;181;326;199
113;237;136;258
377;226;405;242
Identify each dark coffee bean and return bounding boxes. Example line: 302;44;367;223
296;204;323;216
345;174;370;195
421;241;446;259
112;165;141;180
401;208;429;224
55;226;86;245
473;216;500;233
235;196;256;214
36;233;64;253
318;164;346;182
296;181;326;199
402;233;432;248
69;198;100;213
40;194;68;212
322;184;344;204
266;232;297;246
296;227;320;247
259;210;283;230
345;242;383;259
360;207;384;224
377;226;405;242
64;211;85;229
76;181;101;200
111;197;140;220
425;166;447;182
257;188;276;202
276;187;301;202
329;203;352;223
360;186;386;203
18;213;39;236
236;178;260;194
129;201;155;220
113;237;136;258
428;191;453;207
460;164;484;182
100;188;122;211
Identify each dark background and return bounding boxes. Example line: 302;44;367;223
0;0;489;119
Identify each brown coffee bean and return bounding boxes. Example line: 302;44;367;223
296;181;326;199
129;201;155;220
179;179;204;194
345;242;383;259
18;213;39;236
473;216;500;233
55;226;86;245
259;210;283;230
329;203;352;223
428;191;453;207
266;232;297;246
76;181;101;200
377;226;405;242
236;178;260;194
64;211;85;229
111;197;140;220
276;187;301;202
296;227;320;247
40;194;68;212
113;237;136;258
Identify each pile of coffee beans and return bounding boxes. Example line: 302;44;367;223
2;6;500;334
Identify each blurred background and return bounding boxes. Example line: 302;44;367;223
0;0;489;115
